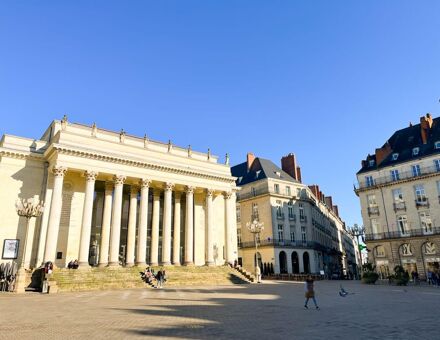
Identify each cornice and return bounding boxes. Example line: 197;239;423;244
50;144;236;185
0;147;44;161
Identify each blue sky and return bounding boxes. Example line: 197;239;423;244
1;1;440;227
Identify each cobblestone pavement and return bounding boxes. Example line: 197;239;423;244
1;280;439;340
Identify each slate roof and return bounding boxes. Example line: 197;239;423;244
358;116;440;174
231;157;298;186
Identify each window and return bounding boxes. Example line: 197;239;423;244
370;218;379;234
365;176;374;187
390;169;400;181
367;194;377;207
252;203;259;220
299;203;305;220
369;159;375;167
301;226;307;243
296;188;301;197
397;215;408;235
392;153;399;161
375;246;386;257
277;224;284;241
435;159;440;172
236;206;241;222
251;187;257;197
287;201;294;219
290;225;295;242
274;184;280;194
419;211;433;234
412;147;419;156
237;229;242;247
414;184;427;203
437;181;440;195
286;186;291;196
392;189;403;203
412;164;421;177
435;141;440;149
276;200;283;218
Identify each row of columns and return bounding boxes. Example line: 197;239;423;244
42;166;236;267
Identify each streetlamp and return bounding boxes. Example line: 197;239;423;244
15;197;44;293
246;219;264;282
348;223;365;279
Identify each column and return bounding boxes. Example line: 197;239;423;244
108;175;126;266
78;171;99;267
184;186;194;265
172;192;182;265
126;185;139;266
43;166;67;263
150;189;161;266
136;179;150;266
162;182;174;265
98;182;113;267
224;191;234;265
206;189;215;266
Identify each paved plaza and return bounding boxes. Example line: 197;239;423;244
0;280;439;339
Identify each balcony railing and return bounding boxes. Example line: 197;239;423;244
365;226;440;241
300;215;308;223
276;213;285;220
237;187;301;201
356;164;440;190
288;214;296;221
367;206;380;216
393;201;406;212
415;198;430;209
238;239;318;249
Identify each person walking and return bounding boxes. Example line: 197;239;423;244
304;276;319;309
156;269;164;289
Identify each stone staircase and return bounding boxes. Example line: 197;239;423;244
234;265;256;282
48;265;251;292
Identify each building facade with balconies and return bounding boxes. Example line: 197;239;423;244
355;113;440;279
232;153;349;277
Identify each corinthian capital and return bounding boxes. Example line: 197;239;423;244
52;166;67;177
84;170;98;182
186;186;194;195
165;182;175;192
139;178;151;188
223;191;232;200
113;175;126;185
206;189;214;197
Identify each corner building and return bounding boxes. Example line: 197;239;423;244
356;113;440;279
0;118;238;269
232;153;352;277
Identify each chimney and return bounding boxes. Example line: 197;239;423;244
332;205;339;217
308;185;320;199
247;152;256;171
319;191;324;202
420;113;433;144
375;141;392;165
296;166;302;183
281;153;298;180
325;196;333;208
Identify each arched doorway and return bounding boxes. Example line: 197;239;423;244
303;252;310;274
291;251;299;274
279;251;287;274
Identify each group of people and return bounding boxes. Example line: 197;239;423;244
67;260;79;269
427;270;440;286
143;267;167;288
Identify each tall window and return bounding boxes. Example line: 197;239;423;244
276;200;283;217
251;187;257;197
370;218;379;234
435;159;440;172
397;215;408;235
237;229;242;247
290;225;295;242
390;169;400;181
277;224;284;241
365;176;374;187
296;188;301;197
419;211;433;234
286;186;291;196
252;203;259;220
236;206;241;222
301;226;307;244
414;184;427;203
392;189;403;202
274;184;280;194
367;194;377;206
299;203;305;220
287;201;294;219
412;164;421;177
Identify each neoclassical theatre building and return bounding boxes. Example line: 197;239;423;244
0;118;238;269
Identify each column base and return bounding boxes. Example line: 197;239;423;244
98;263;108;268
205;261;215;266
77;262;91;269
107;262;120;267
150;262;159;267
172;262;181;266
135;262;147;267
184;261;194;266
161;261;172;266
125;262;135;267
14;268;29;294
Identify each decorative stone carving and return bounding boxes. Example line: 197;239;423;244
143;134;149;148
91;123;97;137
139;178;151;188
225;153;230;165
206;189;214;197
113;175;126;185
52;166;67;177
165;182;175;191
207;148;211;160
188;145;192;158
84;170;98;182
401;243;413;256
223;191;232;200
61;115;68;130
119;129;126;143
424;242;436;255
168;140;172;152
186;186;194;195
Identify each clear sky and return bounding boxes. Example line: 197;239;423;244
1;1;440;227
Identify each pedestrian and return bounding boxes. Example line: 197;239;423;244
427;270;433;285
156;269;164;289
304;276;319;309
256;265;262;283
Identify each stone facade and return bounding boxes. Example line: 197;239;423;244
0;118;238;269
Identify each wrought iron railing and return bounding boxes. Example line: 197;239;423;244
239;239;317;249
367;206;380;216
365;226;440;241
415;198;430;209
393;201;406;212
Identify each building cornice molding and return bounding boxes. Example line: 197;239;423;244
0;147;44;161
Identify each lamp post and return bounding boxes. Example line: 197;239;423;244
15;197;45;293
348;223;365;279
246;219;264;283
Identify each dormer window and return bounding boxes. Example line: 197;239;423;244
275;171;281;177
368;160;375;167
392;153;399;161
435;141;440;149
412;147;419;156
